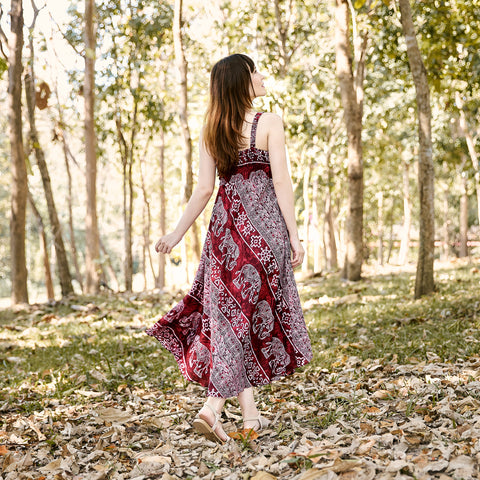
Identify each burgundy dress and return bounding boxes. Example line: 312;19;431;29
146;112;312;398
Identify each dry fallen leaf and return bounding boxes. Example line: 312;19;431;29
251;472;277;480
228;428;259;440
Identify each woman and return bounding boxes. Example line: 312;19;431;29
146;53;312;443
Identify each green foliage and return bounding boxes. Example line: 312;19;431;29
0;57;7;79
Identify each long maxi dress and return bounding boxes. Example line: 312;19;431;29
146;112;313;398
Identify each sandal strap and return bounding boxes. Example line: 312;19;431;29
203;403;220;431
244;415;269;430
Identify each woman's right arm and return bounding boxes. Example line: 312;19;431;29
267;114;304;268
155;133;216;254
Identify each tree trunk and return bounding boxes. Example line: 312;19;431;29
27;190;54;300
84;0;100;293
459;154;469;258
60;127;84;292
173;0;200;264
377;192;384;265
25;71;73;297
301;158;311;273
323;148;338;270
398;160;411;265
386;198;395;264
334;0;365;281
273;0;291;77
99;238;119;291
455;91;480;225
142;202;147;290
312;171;322;273
54;87;84;291
442;179;449;260
116;103;136;292
399;0;435;298
139;141;157;288
156;127;166;289
8;0;29;305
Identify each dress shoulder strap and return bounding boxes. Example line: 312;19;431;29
250;112;263;149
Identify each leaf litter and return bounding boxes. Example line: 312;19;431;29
1;354;480;479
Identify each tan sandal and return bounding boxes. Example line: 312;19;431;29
192;404;228;444
243;414;271;432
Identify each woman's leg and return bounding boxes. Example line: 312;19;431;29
237;387;260;430
197;396;228;441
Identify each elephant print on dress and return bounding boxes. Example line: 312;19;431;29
219;229;240;271
189;336;210;377
211;197;228;236
252;300;274;340
233;264;261;304
261;337;290;375
179;312;202;345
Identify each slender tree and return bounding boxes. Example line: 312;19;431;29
8;0;29;304
459;154;469;258
84;0;100;293
334;0;366;281
156;126;166;290
24;4;73;296
57;121;84;292
455;92;480;225
398;0;435;298
398;160;411;265
27;190;54;300
173;0;200;264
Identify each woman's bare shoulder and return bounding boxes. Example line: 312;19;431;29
260;112;283;125
259;113;284;139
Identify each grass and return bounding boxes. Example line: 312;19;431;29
0;259;479;417
303;260;480;370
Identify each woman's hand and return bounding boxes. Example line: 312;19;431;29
290;237;305;269
155;232;182;254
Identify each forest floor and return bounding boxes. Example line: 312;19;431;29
0;258;480;480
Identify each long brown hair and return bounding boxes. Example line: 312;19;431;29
203;54;256;177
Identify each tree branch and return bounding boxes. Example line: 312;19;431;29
0;5;9;61
48;11;84;57
28;0;45;30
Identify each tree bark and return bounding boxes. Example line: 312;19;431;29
334;0;365;281
273;0;292;77
8;0;29;305
99;238;119;291
84;0;100;293
25;71;73;297
312;171;322;273
173;0;200;264
399;0;435;298
115;104;136;292
377;192;384;265
386;197;395;264
60;126;84;292
442;184;449;260
139;141;157;288
27;190;54;300
459;154;469;258
455;91;480;225
301;158;311;273
398;160;411;265
156;127;166;289
324;150;338;270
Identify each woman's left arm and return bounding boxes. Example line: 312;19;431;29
155;133;216;254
